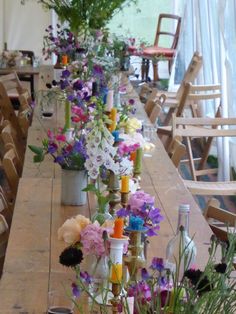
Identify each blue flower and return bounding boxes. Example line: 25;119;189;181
150;257;164;272
47;142;58;154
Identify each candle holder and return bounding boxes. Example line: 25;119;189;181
108;171;121;214
124;228;147;282
109;235;129;314
121;191;129;208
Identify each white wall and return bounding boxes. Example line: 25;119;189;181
2;0;51;61
0;0;4;50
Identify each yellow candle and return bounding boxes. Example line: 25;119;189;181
110;263;123;283
61;55;68;65
121;175;129;193
112;217;124;238
109;108;117;132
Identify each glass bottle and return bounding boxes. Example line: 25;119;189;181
166;204;197;280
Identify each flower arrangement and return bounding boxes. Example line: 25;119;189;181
29;128;87;170
117;190;164;236
42;24;80;60
1;50;22;67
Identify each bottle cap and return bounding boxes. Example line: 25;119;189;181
179;204;190;212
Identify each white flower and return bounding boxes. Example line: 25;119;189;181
84;159;94;171
88;167;99;179
118;157;133;175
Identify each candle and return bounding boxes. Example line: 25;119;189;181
65;100;71;130
109;108;117;132
121;175;129;193
134;147;142;173
112;217;124;239
130;150;137;162
106;89;114;111
61;55;68;65
110;264;123;283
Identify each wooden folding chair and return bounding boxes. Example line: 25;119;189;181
0;81;27;141
2;148;20;198
172;114;236;181
1;120;25;171
204;199;236;243
158;82;222;149
0;213;9;277
167;136;186;168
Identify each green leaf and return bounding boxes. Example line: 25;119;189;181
82;184;98;193
33;154;44;163
28;145;44;155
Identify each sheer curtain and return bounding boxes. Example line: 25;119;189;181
171;0;236;180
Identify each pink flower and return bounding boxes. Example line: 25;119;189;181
47;129;54;140
56;134;66;142
80;222;109;257
128;191;155;213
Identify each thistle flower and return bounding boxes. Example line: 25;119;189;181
59;247;83;267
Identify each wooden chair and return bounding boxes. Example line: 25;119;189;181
141;14;181;82
172;114;236;181
0;80;27;140
140;52;202;110
204;199;236;243
0;213;9;277
167;136;186;168
2;148;20;197
158;82;222;149
1;120;25;174
145;95;165;125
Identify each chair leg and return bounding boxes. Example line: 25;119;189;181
141;59;150;82
152;61;159;82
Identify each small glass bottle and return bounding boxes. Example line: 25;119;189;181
166;204;197;280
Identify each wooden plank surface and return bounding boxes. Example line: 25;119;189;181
0;74;215;312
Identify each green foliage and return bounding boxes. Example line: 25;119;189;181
83;183;110;214
37;0;138;35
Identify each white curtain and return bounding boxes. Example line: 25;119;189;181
171;0;236;181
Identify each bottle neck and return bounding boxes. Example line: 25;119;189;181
176;210;189;235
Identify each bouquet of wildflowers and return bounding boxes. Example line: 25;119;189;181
42;24;80;60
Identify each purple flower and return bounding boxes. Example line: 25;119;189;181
150;257;164;272
48;142;58;154
60;79;69;90
61;69;70;78
73;80;83;91
129;98;135;105
141;268;151;280
148;207;163;224
80;271;92;284
93;64;103;78
71;283;81;297
116;207;130;217
54;155;65;165
67;94;76;102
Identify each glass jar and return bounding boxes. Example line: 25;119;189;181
124;229;146;282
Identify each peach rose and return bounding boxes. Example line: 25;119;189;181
58;217;82;244
75;215;90;230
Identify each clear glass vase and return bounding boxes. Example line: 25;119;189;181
91;204;113;225
87;255;109;297
124;230;146;282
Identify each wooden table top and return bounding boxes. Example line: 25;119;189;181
0;75;214;313
0;65;40;75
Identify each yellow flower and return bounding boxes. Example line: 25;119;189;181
58;217;82;244
75;215;91;230
125;117;142;134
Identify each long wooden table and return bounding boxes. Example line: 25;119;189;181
0;75;214;313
